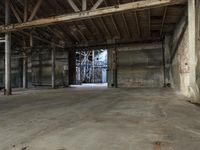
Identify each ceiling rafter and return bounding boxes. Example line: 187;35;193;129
76;0;98;41
9;0;22;23
82;0;87;11
23;0;28;22
117;0;132;38
73;22;88;42
160;6;168;36
0;0;183;33
16;0;66;46
91;0;104;10
134;11;141;37
148;9;151;37
90;0;111;39
67;0;80;12
28;0;43;21
104;0;121;39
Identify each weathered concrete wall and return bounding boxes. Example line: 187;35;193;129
0;50;69;88
0;57;21;88
170;3;200;101
32;50;69;87
116;46;164;88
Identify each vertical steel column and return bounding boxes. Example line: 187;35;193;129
51;47;55;88
92;50;95;83
23;39;28;89
30;32;33;85
5;0;11;95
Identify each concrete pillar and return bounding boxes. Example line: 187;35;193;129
164;35;172;87
23;40;28;89
113;47;118;88
188;0;199;101
5;0;11;95
51;47;56;88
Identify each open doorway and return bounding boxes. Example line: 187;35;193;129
75;49;108;87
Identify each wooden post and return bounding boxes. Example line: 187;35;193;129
5;0;12;95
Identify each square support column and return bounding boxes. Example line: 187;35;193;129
164;35;172;87
5;0;11;95
188;0;199;101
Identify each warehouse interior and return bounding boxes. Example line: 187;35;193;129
1;0;200;149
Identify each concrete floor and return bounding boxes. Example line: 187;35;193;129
0;87;200;150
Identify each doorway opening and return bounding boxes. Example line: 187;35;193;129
75;49;108;87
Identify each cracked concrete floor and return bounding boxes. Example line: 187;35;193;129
0;87;200;150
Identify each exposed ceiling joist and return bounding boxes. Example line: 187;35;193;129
28;0;43;21
67;0;80;12
91;0;104;10
0;0;184;33
160;6;168;36
9;0;22;23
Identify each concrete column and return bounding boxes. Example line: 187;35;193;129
5;0;11;95
188;0;199;101
23;40;28;89
113;47;118;88
51;47;55;88
164;35;172;87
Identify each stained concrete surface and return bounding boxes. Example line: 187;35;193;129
0;87;200;150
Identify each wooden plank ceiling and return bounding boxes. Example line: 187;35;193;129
0;0;187;48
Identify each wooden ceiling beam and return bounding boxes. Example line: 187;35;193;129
0;0;184;33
